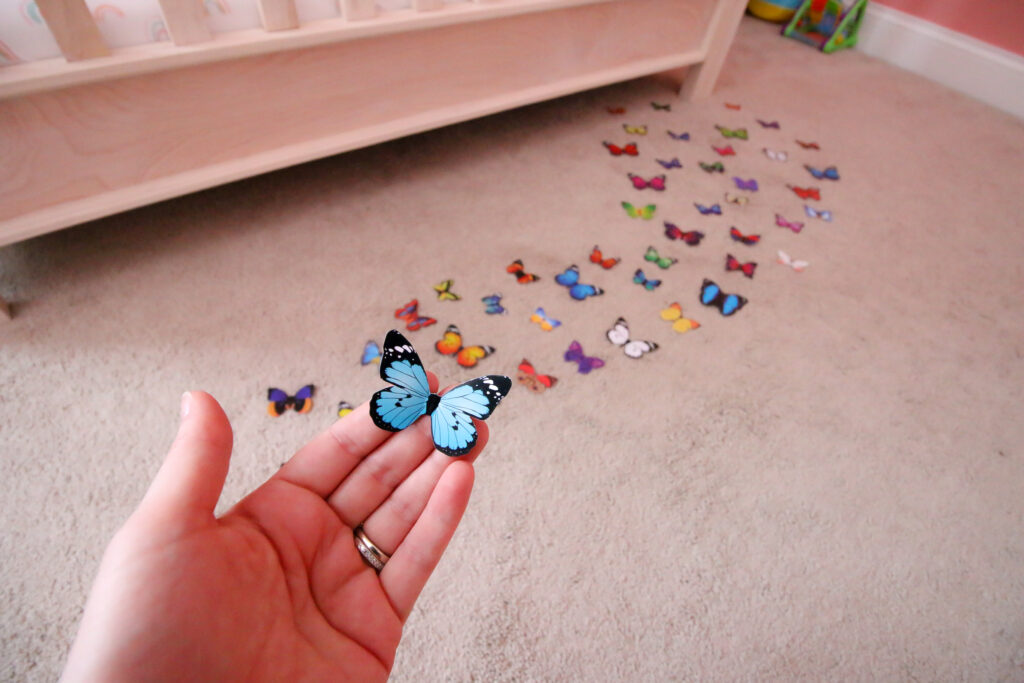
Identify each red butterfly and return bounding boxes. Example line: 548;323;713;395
712;145;735;156
506;259;540;283
729;226;760;246
394;299;437;331
517;359;557;394
724;103;741;110
627;173;666;191
603;141;638;156
725;253;757;278
788;185;821;200
589;245;620;269
607;107;626;115
795;140;820;149
664;222;704;246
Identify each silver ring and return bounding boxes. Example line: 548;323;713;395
354;525;390;573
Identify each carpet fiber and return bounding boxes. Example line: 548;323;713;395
2;16;1023;681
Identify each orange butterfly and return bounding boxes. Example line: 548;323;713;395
507;259;540;283
516;359;557;394
795;140;820;149
607;106;626;115
435;325;494;368
724;103;741;110
787;185;821;200
589;245;620;269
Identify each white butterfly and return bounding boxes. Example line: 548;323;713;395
804;205;833;221
763;147;788;162
606;317;658;358
724;192;748;206
777;250;809;272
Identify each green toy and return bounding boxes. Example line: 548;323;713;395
782;0;868;53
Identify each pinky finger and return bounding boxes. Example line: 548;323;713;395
379;460;474;621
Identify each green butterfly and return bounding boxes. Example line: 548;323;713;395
644;246;677;269
699;161;724;173
621;202;656;220
715;125;748;140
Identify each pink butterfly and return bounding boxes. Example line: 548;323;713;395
712;145;735;156
775;213;804;233
627;173;666;191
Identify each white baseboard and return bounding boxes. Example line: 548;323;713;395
857;3;1024;119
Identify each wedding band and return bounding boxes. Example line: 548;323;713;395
354;525;390;573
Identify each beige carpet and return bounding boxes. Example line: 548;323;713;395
3;16;1024;681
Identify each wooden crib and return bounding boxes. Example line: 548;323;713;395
0;0;746;259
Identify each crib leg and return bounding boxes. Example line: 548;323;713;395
678;0;748;101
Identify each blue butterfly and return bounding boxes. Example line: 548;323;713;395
369;330;512;456
700;279;747;316
667;131;690;141
481;293;506;315
361;340;382;365
633;269;661;291
694;203;722;215
555;265;604;301
656;157;682;169
805;164;840;180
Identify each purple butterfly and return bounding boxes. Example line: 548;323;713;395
732;177;758;192
656;157;682;169
564;340;605;374
667;131;690;141
757;119;780;129
775;213;804;233
694;203;722;215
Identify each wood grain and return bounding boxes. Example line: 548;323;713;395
34;0;109;61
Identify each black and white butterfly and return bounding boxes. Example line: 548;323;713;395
606;318;658;359
369;330;512;456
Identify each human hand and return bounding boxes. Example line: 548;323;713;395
61;376;483;682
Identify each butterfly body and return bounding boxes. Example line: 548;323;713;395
644;246;677;269
725;253;757;278
590;245;620;269
394;299;437;331
607;317;658;358
603;141;638;156
530;307;562;331
660;303;700;334
664;222;704;245
507;259;540;283
481;293;506;315
267;385;315;417
370;330;511;456
433;279;460;301
700;279;747;316
633;268;662;291
564;340;605;374
435;325;495;368
517;359;557;393
555;265;604;300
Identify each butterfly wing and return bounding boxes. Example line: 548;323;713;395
660;303;682;322
432;376;512;456
606;317;630;347
623;340;658;359
361;340;382;366
435;325;463;357
682;231;704;246
456;345;494;368
267;388;289;417
394;300;417;321
370;330;432;432
555;266;580;287
337;401;354;418
569;283;602;301
292;385;315;413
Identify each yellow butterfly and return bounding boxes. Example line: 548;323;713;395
433;279;460;301
724;192;749;206
337;401;354;418
623;124;648;135
621;201;656;220
660;302;701;334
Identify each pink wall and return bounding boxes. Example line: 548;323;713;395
871;0;1024;56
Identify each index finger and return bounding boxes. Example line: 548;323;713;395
273;370;439;497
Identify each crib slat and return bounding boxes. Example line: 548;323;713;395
342;0;377;21
258;0;300;31
34;0;110;62
413;0;444;10
157;0;213;45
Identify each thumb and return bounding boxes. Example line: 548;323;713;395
141;391;234;519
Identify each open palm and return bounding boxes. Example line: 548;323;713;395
62;378;483;681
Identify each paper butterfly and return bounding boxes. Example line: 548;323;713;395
621;202;656;220
607;318;658;359
756;119;780;129
267;385;314;417
763;148;788;162
732;177;758;191
730;227;760;245
724;192;748;206
517;359;557;394
627;173;666;191
361;340;382;366
695;203;722;215
564;340;605;374
370;330;511;457
660;302;700;334
530;307;562;331
395;299;437;331
804;205;833;222
623;124;648;135
725;253;757;279
555;265;605;300
724;103;741;110
435;324;495;368
603;141;638;156
589;245;620;269
775;214;804;233
700;279;747;316
507;259;540;283
788;185;820;200
337;401;354;418
795;140;820;149
434;279;460;301
481;293;506;315
607;107;626;115
664;222;704;245
656;157;682;169
777;250;809;272
633;268;662;291
700;161;725;173
805;164;840;181
651;102;671;111
644;246;677;269
715;125;748;140
712;145;735;156
667;131;690;141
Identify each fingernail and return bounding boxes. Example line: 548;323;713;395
180;392;192;420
